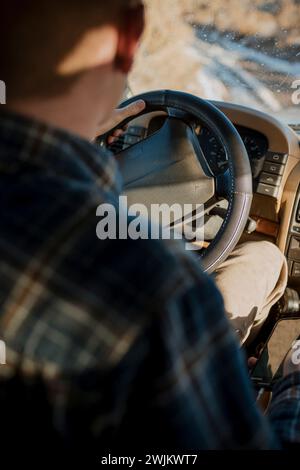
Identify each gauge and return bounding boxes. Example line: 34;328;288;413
237;126;269;161
237;126;269;178
197;125;269;177
197;127;228;175
242;135;264;159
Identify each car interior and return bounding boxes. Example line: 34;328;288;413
97;88;300;404
2;1;300;457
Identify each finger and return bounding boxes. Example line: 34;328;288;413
112;129;125;138
107;135;115;145
119;99;146;120
248;357;258;370
107;135;119;145
107;129;125;145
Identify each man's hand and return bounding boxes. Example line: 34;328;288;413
97;99;145;144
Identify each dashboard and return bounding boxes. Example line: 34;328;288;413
107;107;296;201
103;100;300;286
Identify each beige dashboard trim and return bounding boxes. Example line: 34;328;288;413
212;101;300;157
278;161;300;253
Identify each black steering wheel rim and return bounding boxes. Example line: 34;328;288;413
107;90;253;273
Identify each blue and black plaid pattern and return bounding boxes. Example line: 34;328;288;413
0;109;299;452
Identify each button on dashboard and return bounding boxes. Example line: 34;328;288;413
263;161;285;176
292;263;300;277
288;237;300;261
266;152;288;165
259;172;281;186
256;183;279;198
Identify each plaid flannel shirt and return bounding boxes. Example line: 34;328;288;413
0;109;299;455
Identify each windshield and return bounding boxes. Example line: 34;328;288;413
130;0;300;124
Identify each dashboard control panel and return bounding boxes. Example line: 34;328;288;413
286;186;300;279
256;152;288;198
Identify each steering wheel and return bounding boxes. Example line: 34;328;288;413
103;90;253;273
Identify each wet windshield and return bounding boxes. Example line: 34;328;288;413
130;0;300;124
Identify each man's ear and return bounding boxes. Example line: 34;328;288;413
115;4;145;74
57;25;119;75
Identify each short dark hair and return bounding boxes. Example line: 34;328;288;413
0;1;140;100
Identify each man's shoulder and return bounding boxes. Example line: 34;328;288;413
77;210;210;307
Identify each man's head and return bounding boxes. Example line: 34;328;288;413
1;0;144;137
